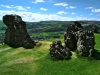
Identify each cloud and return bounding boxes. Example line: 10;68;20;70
14;6;27;11
85;7;94;9
92;9;100;12
26;7;30;9
40;7;48;11
54;3;68;7
65;6;76;9
80;15;83;16
0;10;99;22
76;16;92;20
0;5;12;8
0;5;30;11
57;10;67;15
71;13;75;15
69;6;76;9
32;0;45;4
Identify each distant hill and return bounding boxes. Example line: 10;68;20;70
0;20;100;43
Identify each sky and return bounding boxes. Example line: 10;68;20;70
0;0;100;22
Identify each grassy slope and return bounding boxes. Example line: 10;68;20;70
0;34;100;75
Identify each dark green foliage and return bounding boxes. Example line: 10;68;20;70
0;20;100;44
92;49;100;60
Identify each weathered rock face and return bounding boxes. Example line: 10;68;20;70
64;32;77;51
49;21;95;59
64;22;95;57
64;21;83;51
77;31;95;57
93;26;99;33
49;40;72;60
3;14;36;49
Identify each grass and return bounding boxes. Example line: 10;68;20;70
0;34;100;75
82;24;90;26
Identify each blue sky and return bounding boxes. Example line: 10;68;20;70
0;0;100;22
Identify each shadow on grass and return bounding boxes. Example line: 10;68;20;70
92;49;100;60
46;54;72;61
74;49;100;61
47;49;100;61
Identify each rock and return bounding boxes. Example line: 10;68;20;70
64;21;83;51
64;21;95;57
77;31;95;57
49;40;72;60
3;14;36;49
93;26;99;33
49;21;96;59
64;32;77;51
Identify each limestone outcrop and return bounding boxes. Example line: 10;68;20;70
49;21;95;59
77;31;95;57
93;26;99;33
64;21;83;51
3;14;36;49
49;40;72;60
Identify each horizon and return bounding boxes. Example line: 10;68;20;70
0;0;100;22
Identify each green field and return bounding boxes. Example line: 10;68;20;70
0;20;100;42
0;34;100;75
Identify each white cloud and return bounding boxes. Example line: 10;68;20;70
14;6;27;11
92;9;100;12
71;12;75;15
32;0;45;4
57;10;67;15
40;7;48;11
0;5;30;11
26;7;30;9
0;5;12;8
11;5;14;6
69;6;76;9
85;7;94;9
54;3;68;7
65;6;76;9
80;15;83;16
0;10;99;22
76;16;92;20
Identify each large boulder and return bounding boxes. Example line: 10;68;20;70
49;21;96;59
64;21;95;57
49;40;72;60
77;31;95;57
64;32;77;51
3;14;36;49
64;21;83;51
93;26;99;33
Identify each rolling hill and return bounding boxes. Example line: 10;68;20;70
0;34;100;75
0;20;100;43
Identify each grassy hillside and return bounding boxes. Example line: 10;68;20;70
26;21;100;39
0;20;100;42
0;34;100;75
